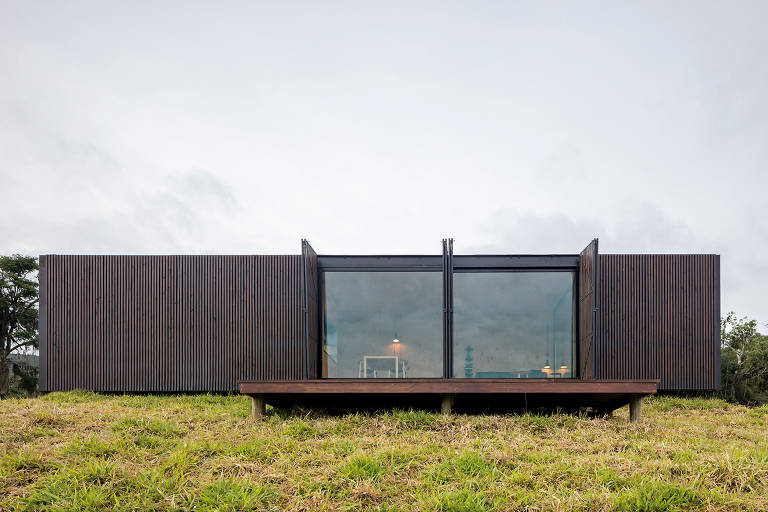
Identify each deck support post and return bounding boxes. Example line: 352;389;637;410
251;394;265;419
629;395;642;423
441;394;454;415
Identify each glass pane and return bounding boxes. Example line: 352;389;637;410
322;272;443;378
453;272;575;378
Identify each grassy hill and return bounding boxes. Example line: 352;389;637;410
1;393;766;511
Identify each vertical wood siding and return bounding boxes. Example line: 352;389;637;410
597;254;721;390
40;255;307;392
38;251;721;393
578;240;598;379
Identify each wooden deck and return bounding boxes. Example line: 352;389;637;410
239;379;659;422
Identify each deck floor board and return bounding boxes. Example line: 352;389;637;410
239;379;658;417
240;378;659;395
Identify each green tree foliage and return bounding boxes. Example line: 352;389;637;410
721;312;768;404
0;255;39;396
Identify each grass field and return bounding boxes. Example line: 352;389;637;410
1;393;767;511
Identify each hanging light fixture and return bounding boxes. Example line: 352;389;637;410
542;359;552;375
391;332;400;359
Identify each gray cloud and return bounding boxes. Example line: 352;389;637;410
464;202;709;255
0;1;766;323
0;167;242;255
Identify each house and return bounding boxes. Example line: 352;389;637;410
38;239;720;422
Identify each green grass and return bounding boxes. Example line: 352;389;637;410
1;394;766;511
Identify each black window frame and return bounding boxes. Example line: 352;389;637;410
317;254;580;379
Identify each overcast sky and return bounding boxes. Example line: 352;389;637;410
1;2;766;323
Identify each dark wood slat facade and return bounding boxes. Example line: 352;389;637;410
39;244;721;394
39;255;308;392
596;254;720;390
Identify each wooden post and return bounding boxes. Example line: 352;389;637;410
252;394;265;419
629;395;642;423
441;394;454;415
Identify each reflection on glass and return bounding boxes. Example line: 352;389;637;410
322;272;443;378
454;272;575;379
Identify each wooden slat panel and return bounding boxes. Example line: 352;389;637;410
597;254;720;390
41;254;307;392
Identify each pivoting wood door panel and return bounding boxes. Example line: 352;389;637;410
579;239;599;379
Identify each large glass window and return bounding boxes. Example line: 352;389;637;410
322;272;443;378
453;272;575;378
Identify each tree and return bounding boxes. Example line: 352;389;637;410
0;255;39;396
721;312;768;404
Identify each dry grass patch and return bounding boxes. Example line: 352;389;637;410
0;393;766;511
